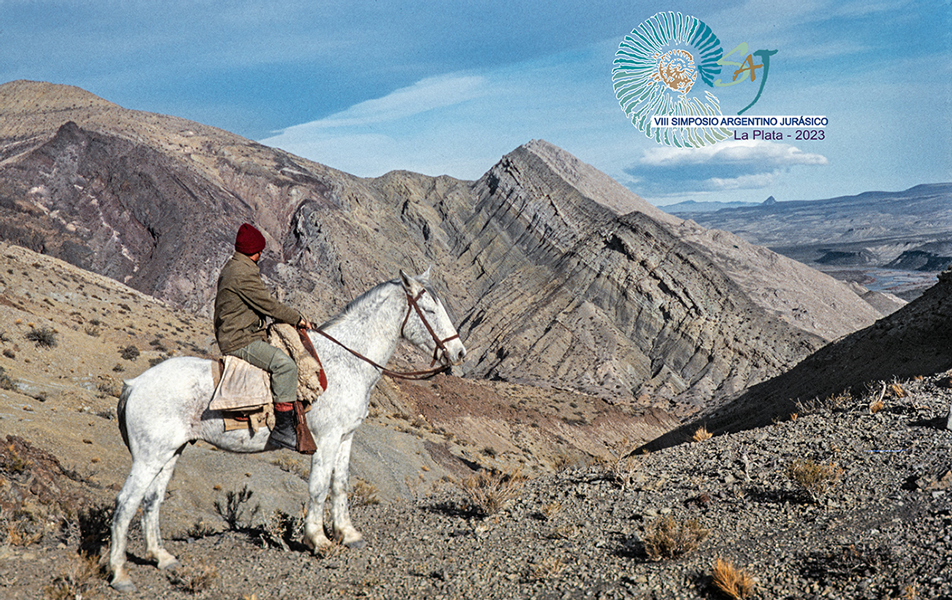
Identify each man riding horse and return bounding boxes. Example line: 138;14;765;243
214;223;313;450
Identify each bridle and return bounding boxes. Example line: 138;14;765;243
303;287;461;381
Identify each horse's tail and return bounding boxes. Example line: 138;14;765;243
117;381;132;450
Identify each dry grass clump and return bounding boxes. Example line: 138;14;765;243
711;557;756;599
459;468;525;517
167;559;218;593
786;458;843;503
691;426;713;442
43;552;104;600
527;556;565;580
349;479;381;506
643;515;710;560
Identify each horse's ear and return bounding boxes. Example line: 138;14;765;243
420;266;432;283
399;269;423;295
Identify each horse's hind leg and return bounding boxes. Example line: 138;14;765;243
142;446;184;571
109;450;179;592
330;434;364;548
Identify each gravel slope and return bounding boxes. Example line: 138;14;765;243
2;373;949;599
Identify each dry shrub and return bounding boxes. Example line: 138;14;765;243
271;455;308;480
643;515;710;560
691;426;713;442
539;501;562;520
711;558;756;599
43;552;104;600
889;383;906;398
349;479;381;506
168;559;218;593
25;326;57;348
259;509;301;551
869;399;885;414
459;468;525;517
528;556;565;580
786;459;843;503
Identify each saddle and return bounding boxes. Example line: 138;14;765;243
209;324;327;450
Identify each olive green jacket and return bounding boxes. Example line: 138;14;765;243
214;252;301;354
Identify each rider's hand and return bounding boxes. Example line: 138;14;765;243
298;317;313;331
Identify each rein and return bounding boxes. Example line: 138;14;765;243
302;288;460;381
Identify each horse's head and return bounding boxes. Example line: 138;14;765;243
398;269;466;366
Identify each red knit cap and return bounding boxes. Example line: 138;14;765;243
235;223;266;255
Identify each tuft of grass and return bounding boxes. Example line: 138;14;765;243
711;558;756;599
539;501;562;520
786;458;843;503
528;556;565;580
168;559;218;593
459;468;525;517
642;515;710;560
119;345;139;361
889;382;906;398
349;479;380;506
187;519;217;540
25;326;57;348
43;552;104;600
691;426;713;442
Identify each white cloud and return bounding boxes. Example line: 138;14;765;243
640;140;828;168
277;75;489;132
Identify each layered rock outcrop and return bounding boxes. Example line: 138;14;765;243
0;80;894;411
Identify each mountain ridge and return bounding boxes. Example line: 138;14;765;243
0;80;903;411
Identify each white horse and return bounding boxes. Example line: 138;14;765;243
109;270;466;592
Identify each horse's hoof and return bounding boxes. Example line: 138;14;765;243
110;578;137;593
159;558;180;571
344;538;366;550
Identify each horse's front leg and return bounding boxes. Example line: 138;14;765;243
331;433;364;548
303;437;336;554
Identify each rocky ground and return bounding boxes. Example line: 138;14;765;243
1;372;950;599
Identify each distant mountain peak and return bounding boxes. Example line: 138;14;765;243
763;195;777;205
515;139;679;224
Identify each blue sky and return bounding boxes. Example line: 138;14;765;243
2;1;949;206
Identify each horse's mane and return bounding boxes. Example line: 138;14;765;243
318;278;401;331
317;276;443;332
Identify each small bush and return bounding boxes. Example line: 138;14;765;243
25;326;57;348
120;345;139;361
711;558;756;599
539;501;562;520
350;479;381;506
168;559;218;593
259;509;301;551
187;519;217;540
528;556;565;580
214;485;260;530
643;515;710;560
43;552;103;600
459;468;525;517
691;426;713;442
786;459;843;503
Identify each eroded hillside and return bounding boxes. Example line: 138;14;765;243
0;80;901;414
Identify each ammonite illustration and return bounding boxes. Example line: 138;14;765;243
613;12;732;147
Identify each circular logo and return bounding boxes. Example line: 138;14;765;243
613;12;732;147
